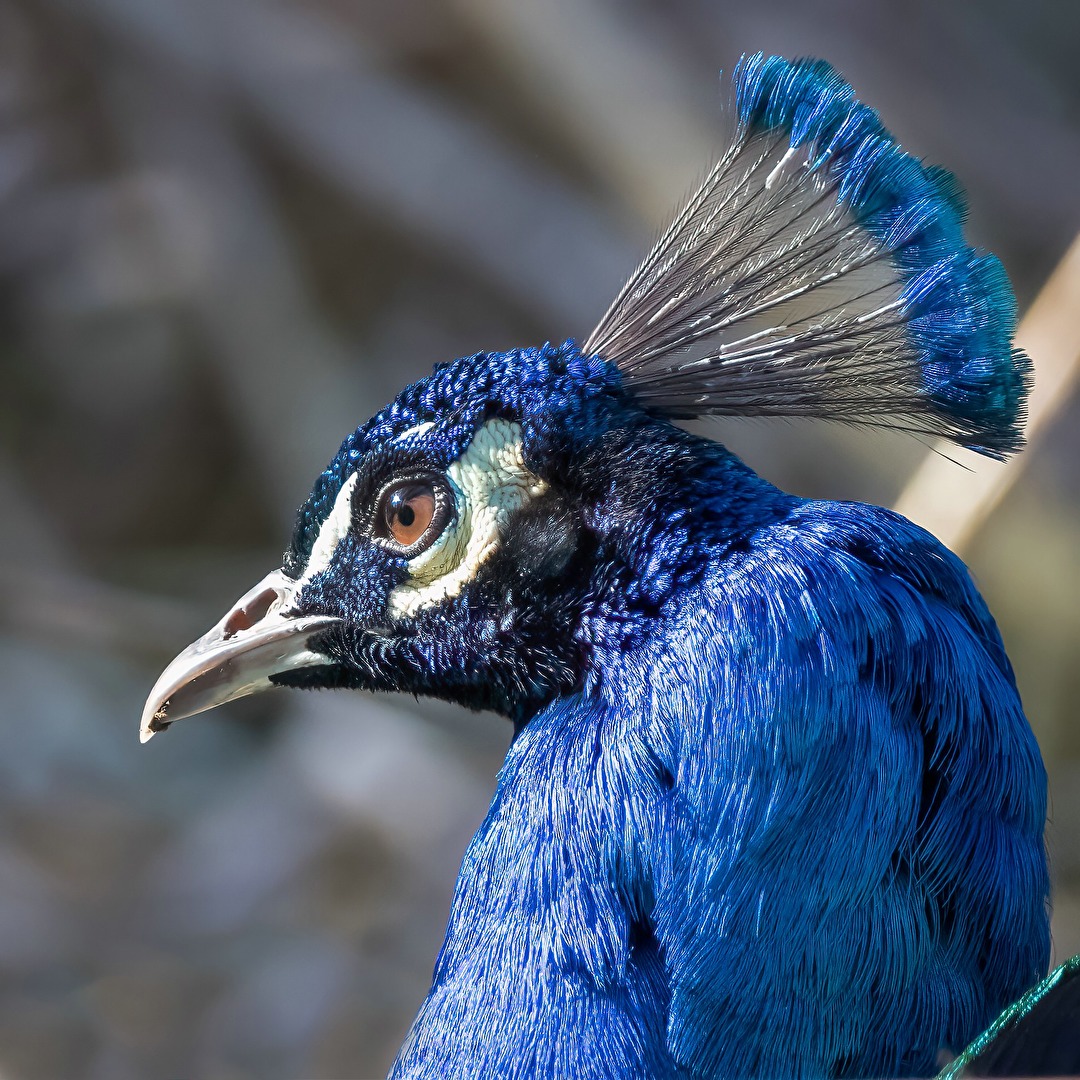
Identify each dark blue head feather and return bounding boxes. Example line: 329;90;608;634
285;343;625;577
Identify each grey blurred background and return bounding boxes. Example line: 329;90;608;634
1;1;1078;1077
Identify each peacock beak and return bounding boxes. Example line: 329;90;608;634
139;569;340;743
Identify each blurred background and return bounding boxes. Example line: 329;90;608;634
1;0;1078;1076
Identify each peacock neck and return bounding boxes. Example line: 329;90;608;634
390;687;679;1078
391;440;799;1078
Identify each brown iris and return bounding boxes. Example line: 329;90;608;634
374;476;451;555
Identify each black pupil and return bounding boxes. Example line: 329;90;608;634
387;485;433;536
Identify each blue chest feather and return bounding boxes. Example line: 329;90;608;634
392;493;1048;1079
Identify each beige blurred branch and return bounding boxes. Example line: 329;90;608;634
893;233;1080;553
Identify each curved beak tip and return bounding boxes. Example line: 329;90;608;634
139;708;167;744
139;676;178;743
136;570;341;744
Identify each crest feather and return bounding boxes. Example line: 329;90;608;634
585;54;1031;458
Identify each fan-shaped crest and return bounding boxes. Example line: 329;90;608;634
585;54;1031;457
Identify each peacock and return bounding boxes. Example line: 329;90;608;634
140;55;1079;1078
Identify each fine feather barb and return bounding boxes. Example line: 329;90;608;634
585;54;1032;457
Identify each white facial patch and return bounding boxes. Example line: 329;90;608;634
388;418;547;618
294;471;360;592
294;422;433;593
395;421;434;443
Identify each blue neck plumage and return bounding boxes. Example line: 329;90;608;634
388;427;760;1071
391;639;689;1078
390;438;787;1077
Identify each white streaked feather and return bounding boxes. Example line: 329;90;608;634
583;127;930;427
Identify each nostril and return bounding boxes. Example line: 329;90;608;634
222;586;280;639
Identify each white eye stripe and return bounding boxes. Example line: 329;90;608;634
388;418;547;618
395;421;434;443
294;423;436;589
295;472;360;590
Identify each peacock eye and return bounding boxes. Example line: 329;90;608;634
373;475;452;555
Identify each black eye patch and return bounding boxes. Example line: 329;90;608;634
286;410;490;579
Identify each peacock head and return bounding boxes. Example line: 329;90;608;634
140;342;716;739
141;53;1032;742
